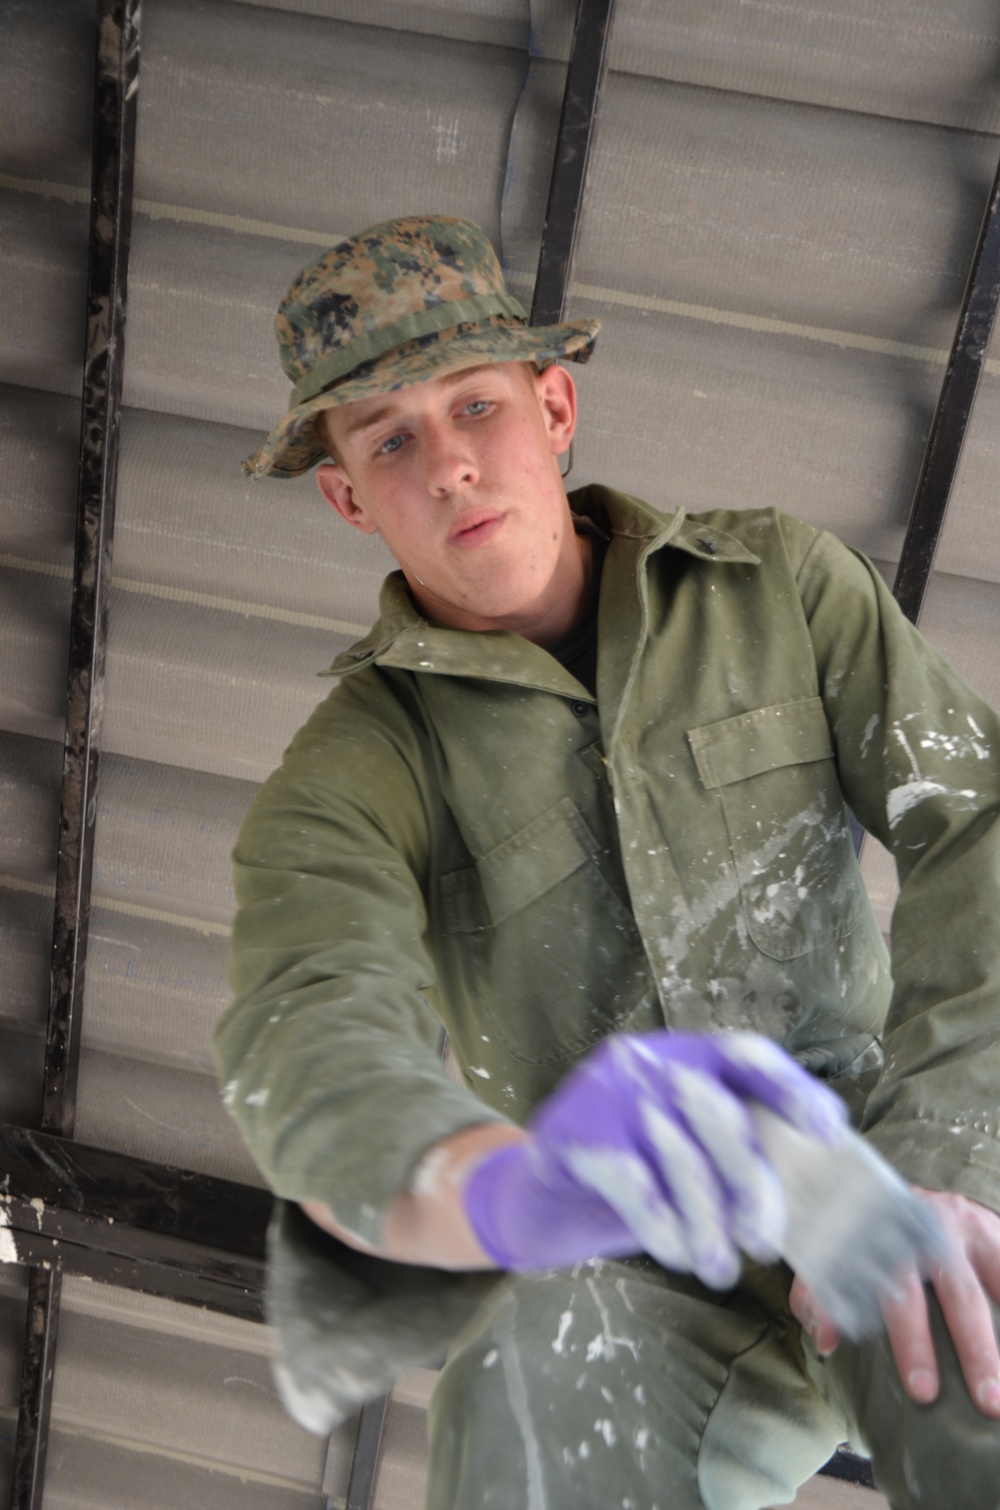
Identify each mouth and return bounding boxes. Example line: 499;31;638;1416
448;510;506;547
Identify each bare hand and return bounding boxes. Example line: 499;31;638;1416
789;1189;1000;1417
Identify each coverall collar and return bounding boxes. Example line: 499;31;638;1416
328;485;760;691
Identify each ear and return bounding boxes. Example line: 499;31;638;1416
315;463;380;534
534;363;578;457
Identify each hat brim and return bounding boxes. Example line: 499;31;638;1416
242;315;600;480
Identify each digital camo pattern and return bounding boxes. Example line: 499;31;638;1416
243;215;600;480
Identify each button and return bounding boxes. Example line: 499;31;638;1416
570;700;590;717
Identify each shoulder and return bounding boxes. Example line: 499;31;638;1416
241;665;436;848
683;505;824;566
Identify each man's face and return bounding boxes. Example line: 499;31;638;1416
314;361;586;643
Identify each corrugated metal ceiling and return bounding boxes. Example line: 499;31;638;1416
2;0;999;1503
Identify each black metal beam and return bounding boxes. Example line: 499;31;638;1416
0;1123;270;1318
0;1125;270;1254
0;1122;273;1262
0;1135;268;1316
892;149;1000;625
529;0;617;326
344;1396;390;1510
9;1271;62;1510
5;1229;265;1324
44;0;140;1139
11;5;141;1503
0;1123;270;1322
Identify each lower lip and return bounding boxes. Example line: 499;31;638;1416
451;515;505;548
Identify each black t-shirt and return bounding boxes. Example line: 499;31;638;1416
545;516;609;698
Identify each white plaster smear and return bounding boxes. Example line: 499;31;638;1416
887;779;976;828
552;1310;574;1355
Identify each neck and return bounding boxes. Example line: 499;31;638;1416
529;532;594;646
407;532;593;645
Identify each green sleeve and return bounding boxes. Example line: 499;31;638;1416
793;521;1000;1213
213;678;510;1247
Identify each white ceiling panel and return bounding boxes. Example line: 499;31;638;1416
92;755;252;930
3;0;999;1505
0;564;73;745
0;385;79;562
0;1029;45;1127
917;567;1000;706
114;407;393;626
575;74;997;348
135;0;523;237
73;1048;263;1183
533;0;1000;132
48;1299;327;1490
0;191;89;400
0;887;50;1041
100;589;345;782
0;732;62;888
222;0;531;51
83;914;230;1072
1;0;93;180
567;305;939;561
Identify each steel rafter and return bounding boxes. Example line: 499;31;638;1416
44;0;140;1139
11;1270;62;1510
0;1124;270;1319
529;0;617;327
344;1396;390;1510
892;150;1000;624
9;2;141;1505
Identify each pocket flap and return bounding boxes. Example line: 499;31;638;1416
478;796;591;926
439;798;593;934
688;697;833;790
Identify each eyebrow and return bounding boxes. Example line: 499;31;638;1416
438;365;493;389
336;365;500;442
338;402;396;442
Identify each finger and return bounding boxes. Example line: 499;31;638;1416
717;1033;847;1142
637;1097;742;1287
964;1202;1000;1310
879;1265;939;1404
790;1275;841;1357
932;1251;1000;1416
666;1063;786;1262
562;1143;693;1276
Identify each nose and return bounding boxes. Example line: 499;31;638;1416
421;417;478;494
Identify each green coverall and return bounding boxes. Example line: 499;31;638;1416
216;489;1000;1507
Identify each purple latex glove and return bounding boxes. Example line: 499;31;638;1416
464;1030;847;1287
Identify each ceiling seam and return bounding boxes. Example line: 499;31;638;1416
0;555;370;638
0;876;231;938
6;173;999;374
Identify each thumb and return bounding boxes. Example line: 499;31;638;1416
790;1274;842;1357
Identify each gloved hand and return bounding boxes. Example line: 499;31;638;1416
463;1030;847;1287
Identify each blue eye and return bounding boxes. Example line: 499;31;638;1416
379;434;404;456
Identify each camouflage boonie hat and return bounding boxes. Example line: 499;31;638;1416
242;215;600;479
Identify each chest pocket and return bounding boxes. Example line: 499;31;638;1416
439;796;653;1065
688;697;863;960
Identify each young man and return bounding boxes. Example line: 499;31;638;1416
215;216;1000;1508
